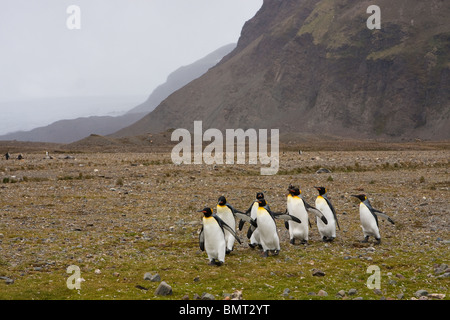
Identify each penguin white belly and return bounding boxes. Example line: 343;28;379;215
287;196;308;241
257;209;280;251
216;206;236;251
360;203;380;239
249;203;261;245
315;197;336;238
203;217;226;262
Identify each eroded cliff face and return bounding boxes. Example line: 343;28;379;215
114;0;450;140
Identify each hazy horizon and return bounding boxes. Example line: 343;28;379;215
0;0;262;135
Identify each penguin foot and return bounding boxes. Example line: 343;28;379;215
361;236;369;243
290;239;295;245
209;259;216;266
249;243;256;249
215;261;224;267
262;251;269;258
300;239;308;245
322;236;335;242
375;238;381;245
272;250;280;256
225;249;233;255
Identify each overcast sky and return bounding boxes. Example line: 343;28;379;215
0;0;262;103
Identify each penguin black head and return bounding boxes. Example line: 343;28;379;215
351;194;367;202
198;207;213;217
257;199;267;207
218;196;227;206
256;192;264;200
288;185;301;196
315;186;327;196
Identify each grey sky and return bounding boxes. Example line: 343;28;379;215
0;0;262;102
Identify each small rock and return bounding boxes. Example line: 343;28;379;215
317;290;328;296
143;272;152;281
193;276;200;282
316;168;331;174
414;289;428;298
418;296;429;300
312;269;325;277
154;281;172;296
231;290;243;300
337;290;346;297
282;288;290;297
395;273;405;279
150;273;161;282
94;269;101;274
373;289;382;295
182;294;190;300
193;293;201;300
201;293;215;300
135;285;148;291
397;293;404;300
348;288;358;296
352;297;363;300
428;293;445;299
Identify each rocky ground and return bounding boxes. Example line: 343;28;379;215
0;141;448;300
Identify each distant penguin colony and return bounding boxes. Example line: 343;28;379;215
198;186;395;266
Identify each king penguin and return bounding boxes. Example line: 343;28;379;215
198;207;241;266
252;199;301;257
351;194;395;244
286;185;328;244
216;196;255;254
314;187;340;242
238;192;265;249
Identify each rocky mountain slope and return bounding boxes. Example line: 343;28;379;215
0;45;235;143
113;0;450;140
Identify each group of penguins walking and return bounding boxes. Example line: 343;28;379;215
198;185;395;266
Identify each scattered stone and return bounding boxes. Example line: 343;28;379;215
201;293;215;300
317;290;328;296
154;281;172;296
94;269;101;274
182;294;190;300
316;168;331;174
0;276;14;285
282;288;290;297
395;273;405;279
352;297;363;300
143;272;152;281
312;269;325;277
418;296;429;300
193;293;201;300
428;293;445;299
348;288;358;296
150;273;161;282
397;293;404;300
231;290;243;300
373;288;383;295
135;285;148;291
337;290;346;297
193;276;200;282
414;289;428;298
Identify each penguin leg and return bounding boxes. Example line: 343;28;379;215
361;235;369;243
300;239;308;245
272;249;280;256
209;259;216;266
215;260;224;267
262;251;269;258
290;238;295;245
249;243;256;249
375;238;381;245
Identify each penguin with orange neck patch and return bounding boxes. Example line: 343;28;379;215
314;187;340;242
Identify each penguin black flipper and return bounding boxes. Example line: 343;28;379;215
272;212;302;224
324;195;340;230
372;209;395;225
247;224;256;239
213;215;242;245
304;201;328;225
234;212;257;228
199;227;205;251
225;203;245;215
238;202;255;230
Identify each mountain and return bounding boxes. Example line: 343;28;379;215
113;0;450;141
0;113;144;144
0;44;236;143
127;43;236;115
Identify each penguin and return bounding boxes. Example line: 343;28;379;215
216;195;255;254
314;187;340;242
251;199;301;257
351;194;395;244
238;192;265;249
286;185;328;244
198;207;241;266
